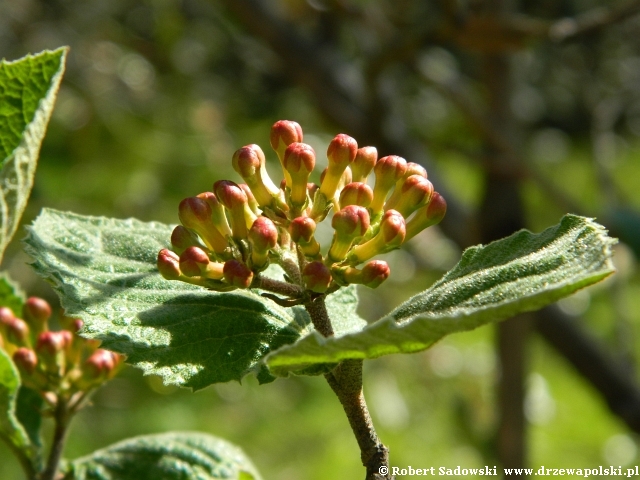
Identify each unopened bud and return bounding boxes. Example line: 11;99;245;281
302;262;332;293
348;210;406;263
335;260;390;288
339;182;374;209
170;226;201;255
289;217;321;257
23;297;52;330
178;197;228;253
248;217;278;268
329;205;370;261
370;155;407;213
13;348;38;375
157;249;182;280
319;134;358;201
179;246;224;280
214;180;257;240
36;331;67;375
405;192;447;241
6;318;30;347
385;175;433;217
384;162;427;210
197;192;233;238
351;146;377;183
283;143;316;207
270;120;303;188
83;349;120;384
0;307;15;327
223;259;254;288
232;145;282;207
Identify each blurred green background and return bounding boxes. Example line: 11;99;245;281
2;0;640;478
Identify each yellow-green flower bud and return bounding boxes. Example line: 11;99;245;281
232;144;282;207
350;146;377;183
339;182;373;209
248;217;278;268
302;261;332;293
384;162;427;208
170;226;201;255
319;134;358;201
333;260;390;288
178;196;228;253
157;249;182;280
329;205;370;262
197;192;233;238
348;210;406;263
214;180;258;240
179;246;224;280
270;120;303;188
289;216;321;257
385;175;433;217
283;142;316;207
223;259;254;288
405;192;447;241
370;155;407;214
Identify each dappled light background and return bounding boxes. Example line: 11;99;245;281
2;0;640;478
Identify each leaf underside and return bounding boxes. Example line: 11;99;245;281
0;47;67;263
63;432;262;480
24;209;366;390
265;214;616;376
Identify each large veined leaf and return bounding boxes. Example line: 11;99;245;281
63;432;262;480
0;349;39;472
0;48;67;262
266;215;616;376
24;209;366;390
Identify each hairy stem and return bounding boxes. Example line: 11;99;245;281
40;399;70;480
304;297;392;480
252;275;303;298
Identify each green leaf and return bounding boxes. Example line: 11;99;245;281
0;348;39;472
0;47;67;262
0;272;26;315
63;432;262;480
15;386;43;449
24;209;366;389
266;215;616;376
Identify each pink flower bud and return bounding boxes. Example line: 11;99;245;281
36;331;66;357
283;143;316;207
289;217;321;257
338;260;391;288
223;260;254;288
157;249;182;280
339;182;374;209
319;134;358;201
197;192;233;238
170;226;201;255
178;197;228;253
271;120;304;188
214;180;257;239
232;145;281;207
302;262;333;293
405;192;447;241
23;297;52;327
348;210;406;263
179;246;210;277
386;175;433;217
329;205;370;261
370;155;407;213
6;318;30;347
351;146;378;183
248;217;278;267
83;349;119;382
0;307;15;326
13;348;37;375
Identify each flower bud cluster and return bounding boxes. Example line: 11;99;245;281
0;298;123;408
159;120;446;294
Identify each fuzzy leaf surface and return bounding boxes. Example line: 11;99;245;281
266;215;616;375
0;48;67;262
63;432;262;480
24;209;365;389
0;349;38;469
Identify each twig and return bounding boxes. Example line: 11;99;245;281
304;294;334;338
252;275;303;298
40;399;70;480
